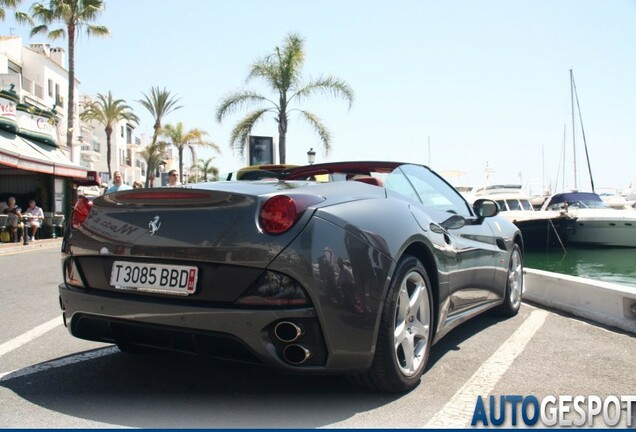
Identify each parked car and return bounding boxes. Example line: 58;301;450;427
59;161;524;392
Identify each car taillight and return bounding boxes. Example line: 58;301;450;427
72;197;93;228
259;194;324;235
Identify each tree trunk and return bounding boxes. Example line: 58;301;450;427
105;125;113;180
178;146;184;184
152;122;160;146
278;113;287;164
66;24;76;160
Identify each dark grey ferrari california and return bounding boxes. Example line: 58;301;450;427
59;161;524;392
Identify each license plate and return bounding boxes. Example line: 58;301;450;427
110;261;198;295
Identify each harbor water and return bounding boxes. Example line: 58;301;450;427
524;246;636;289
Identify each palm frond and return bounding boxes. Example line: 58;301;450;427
228;109;270;155
85;24;110;37
216;91;274;122
138;86;182;121
14;11;34;25
299;110;332;153
247;61;281;89
292;76;354;110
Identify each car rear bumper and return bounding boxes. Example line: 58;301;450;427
58;283;371;373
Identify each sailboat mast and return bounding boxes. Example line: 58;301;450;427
572;73;596;193
570;69;578;190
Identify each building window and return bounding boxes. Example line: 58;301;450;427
120;126;124;137
126;125;133;144
48;79;53;97
54;83;64;107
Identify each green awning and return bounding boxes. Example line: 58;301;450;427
0;129;87;178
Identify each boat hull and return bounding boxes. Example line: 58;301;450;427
570;218;636;247
511;216;576;250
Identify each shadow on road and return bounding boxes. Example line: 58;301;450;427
1;312;511;428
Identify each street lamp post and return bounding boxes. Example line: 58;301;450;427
307;148;316;165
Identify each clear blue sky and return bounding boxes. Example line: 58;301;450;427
5;0;636;191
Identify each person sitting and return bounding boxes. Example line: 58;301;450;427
132;181;144;189
1;196;23;242
23;199;44;241
106;171;132;193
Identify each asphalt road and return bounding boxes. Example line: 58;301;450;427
1;244;634;428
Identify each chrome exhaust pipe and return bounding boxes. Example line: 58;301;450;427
274;321;304;343
282;344;312;365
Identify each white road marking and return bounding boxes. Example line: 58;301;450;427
424;309;549;428
0;316;62;357
0;316;118;382
0;346;119;382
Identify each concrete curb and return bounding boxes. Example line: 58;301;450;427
524;268;636;334
0;238;62;255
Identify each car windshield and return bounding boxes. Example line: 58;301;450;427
385;164;472;217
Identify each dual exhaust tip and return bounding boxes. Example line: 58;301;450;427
274;321;311;365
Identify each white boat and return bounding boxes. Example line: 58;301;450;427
541;192;636;247
474;185;576;250
596;187;631;210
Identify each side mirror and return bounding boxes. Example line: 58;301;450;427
441;214;466;230
473;199;499;218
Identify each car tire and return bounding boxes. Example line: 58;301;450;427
494;243;523;317
357;255;433;393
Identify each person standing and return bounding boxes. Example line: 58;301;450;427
106;171;132;193
167;169;181;187
23;199;44;241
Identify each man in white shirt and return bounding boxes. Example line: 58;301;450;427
23;199;44;241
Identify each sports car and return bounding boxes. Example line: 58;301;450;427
59;161;524;392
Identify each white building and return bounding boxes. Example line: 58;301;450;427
78;93;147;187
0;35;158;224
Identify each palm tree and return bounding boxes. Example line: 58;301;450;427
31;0;109;156
79;91;139;179
195;157;219;182
0;0;33;24
139;140;167;187
137;86;182;148
216;32;354;164
162;122;220;184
